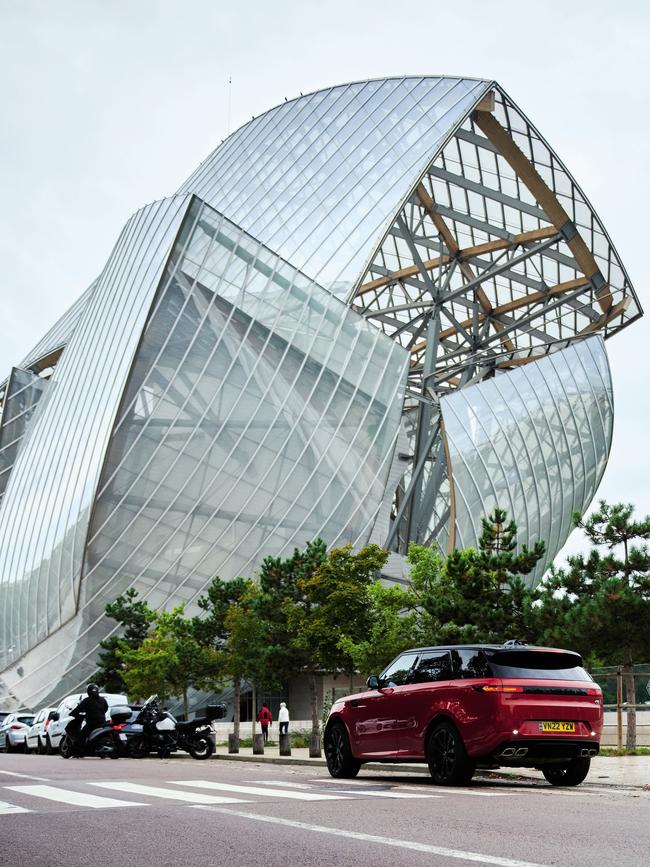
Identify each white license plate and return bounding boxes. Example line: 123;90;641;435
119;733;127;741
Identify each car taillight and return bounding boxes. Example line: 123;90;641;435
112;724;124;730
479;685;523;693
10;724;24;729
473;680;524;693
44;720;50;728
586;688;601;696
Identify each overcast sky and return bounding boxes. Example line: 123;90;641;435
1;0;648;563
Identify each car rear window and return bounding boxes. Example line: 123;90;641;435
487;650;592;681
18;716;34;724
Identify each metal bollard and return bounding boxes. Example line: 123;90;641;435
309;732;321;758
279;732;291;756
253;733;265;754
228;733;239;754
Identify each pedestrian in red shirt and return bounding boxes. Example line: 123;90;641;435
257;704;272;742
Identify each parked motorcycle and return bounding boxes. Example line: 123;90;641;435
58;706;131;759
120;695;226;760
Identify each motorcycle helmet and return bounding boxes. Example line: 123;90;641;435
86;683;100;697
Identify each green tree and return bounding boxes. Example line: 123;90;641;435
289;544;389;733
119;605;222;717
223;580;273;738
94;589;157;693
537;502;650;748
193;576;249;740
338;581;416;678
407;508;544;644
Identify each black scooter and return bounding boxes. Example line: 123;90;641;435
58;706;131;759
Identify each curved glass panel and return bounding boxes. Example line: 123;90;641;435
0;195;193;690
0;368;47;503
178;77;490;293
19;281;97;371
439;336;613;586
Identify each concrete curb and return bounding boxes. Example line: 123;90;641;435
210;751;650;789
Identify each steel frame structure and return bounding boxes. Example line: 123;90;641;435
350;86;641;554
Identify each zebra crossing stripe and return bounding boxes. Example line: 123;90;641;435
5;785;146;809
171;780;352;801
90;782;251;805
0;799;31;815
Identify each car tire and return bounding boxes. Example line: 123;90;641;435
542;758;591;787
324;722;361;778
427;721;475;786
23;741;31;754
59;735;74;759
45;735;56;755
37;738;46;756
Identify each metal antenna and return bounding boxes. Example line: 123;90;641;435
227;75;232;136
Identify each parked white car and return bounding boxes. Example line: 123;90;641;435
46;692;128;751
0;712;35;752
25;707;57;754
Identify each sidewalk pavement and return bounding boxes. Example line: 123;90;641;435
211;742;650;789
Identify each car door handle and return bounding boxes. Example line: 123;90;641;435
350;700;365;708
380;688;395;695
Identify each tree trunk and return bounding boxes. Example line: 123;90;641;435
309;672;319;738
183;688;189;721
233;675;241;741
623;651;636;750
251;681;257;740
349;670;355;694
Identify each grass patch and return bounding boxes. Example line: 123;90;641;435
599;747;650;756
216;730;314;749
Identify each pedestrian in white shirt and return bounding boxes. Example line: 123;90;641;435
278;701;290;734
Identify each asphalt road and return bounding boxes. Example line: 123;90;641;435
0;752;648;867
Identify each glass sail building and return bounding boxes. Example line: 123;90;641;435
0;77;642;710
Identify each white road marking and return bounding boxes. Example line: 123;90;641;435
171;780;351;801
248;778;439;798
91;781;251;805
192;806;549;866
327;788;440;798
0;799;31;815
247;780;314;789
0;770;51;781
397;785;513;797
5;785;147;809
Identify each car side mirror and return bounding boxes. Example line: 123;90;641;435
49;712;59;722
366;675;379;690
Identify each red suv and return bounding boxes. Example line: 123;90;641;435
324;642;602;787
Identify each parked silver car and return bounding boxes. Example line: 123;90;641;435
0;712;34;752
25;707;57;754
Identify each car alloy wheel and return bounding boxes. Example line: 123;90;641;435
542;758;591;787
324;722;361;778
427;721;475;786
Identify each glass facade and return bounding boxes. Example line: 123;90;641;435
0;368;47;503
440;336;613;585
0;77;641;710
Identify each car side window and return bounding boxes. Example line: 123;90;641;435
380;652;419;686
451;648;490;678
411;651;452;683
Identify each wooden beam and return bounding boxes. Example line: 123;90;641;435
356;225;558;297
416;184;515;352
577;296;631;335
473;110;612;312
410;276;592;354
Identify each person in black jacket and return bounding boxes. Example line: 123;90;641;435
70;684;108;747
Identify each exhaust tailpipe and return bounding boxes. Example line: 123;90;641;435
501;747;516;757
515;748;528;757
